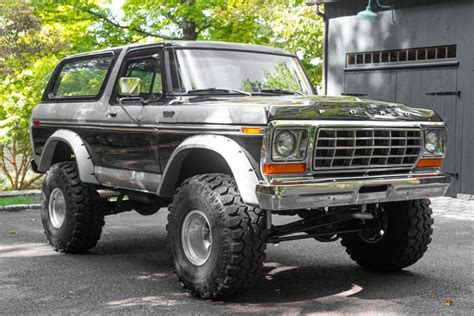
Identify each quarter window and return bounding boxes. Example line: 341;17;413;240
52;56;113;98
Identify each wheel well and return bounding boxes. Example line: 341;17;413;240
176;149;232;189
50;141;75;166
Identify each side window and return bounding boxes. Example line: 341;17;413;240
121;56;162;99
52;56;113;98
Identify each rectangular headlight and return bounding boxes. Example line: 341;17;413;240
423;128;447;157
272;128;309;161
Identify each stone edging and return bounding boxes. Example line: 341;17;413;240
0;189;41;197
1;204;41;212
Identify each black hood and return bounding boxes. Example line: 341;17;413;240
265;95;441;122
169;95;441;125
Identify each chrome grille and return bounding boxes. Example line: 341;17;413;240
313;128;423;172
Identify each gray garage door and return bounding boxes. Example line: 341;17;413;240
344;68;459;195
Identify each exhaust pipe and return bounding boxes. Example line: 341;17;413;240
351;212;374;220
97;189;121;199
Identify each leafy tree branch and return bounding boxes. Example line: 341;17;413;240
82;8;179;40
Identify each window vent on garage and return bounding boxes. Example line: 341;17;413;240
346;45;457;67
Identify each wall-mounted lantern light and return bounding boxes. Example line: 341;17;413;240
357;0;395;20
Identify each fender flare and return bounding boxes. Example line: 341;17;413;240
38;129;99;184
158;135;260;206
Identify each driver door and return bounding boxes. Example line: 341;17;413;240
97;47;163;192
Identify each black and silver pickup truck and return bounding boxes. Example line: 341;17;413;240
30;41;450;299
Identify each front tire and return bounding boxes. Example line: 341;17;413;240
41;162;105;253
167;174;267;299
341;199;433;271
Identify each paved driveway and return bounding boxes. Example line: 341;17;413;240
1;198;473;314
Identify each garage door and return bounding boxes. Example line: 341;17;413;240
344;68;459;195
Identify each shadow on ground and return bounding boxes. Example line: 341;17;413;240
1;210;471;314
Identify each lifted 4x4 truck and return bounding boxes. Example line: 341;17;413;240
30;41;450;299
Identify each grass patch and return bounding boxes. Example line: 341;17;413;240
0;195;40;207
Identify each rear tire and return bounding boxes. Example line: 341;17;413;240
341;199;433;271
41;162;105;253
167;174;267;299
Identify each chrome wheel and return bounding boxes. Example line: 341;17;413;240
181;210;213;266
48;188;66;229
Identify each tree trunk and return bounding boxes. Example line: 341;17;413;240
181;0;198;40
182;20;198;40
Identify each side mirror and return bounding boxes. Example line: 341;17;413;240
118;77;142;96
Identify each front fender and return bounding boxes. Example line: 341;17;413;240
38;129;99;184
158;135;260;206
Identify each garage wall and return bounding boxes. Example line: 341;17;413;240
325;0;474;195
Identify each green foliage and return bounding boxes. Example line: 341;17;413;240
267;4;323;86
241;79;260;93
208;1;323;85
116;0;324;84
0;0;97;190
0;0;323;190
0;195;40;207
124;59;163;95
55;57;113;97
122;0;220;40
241;62;305;93
262;63;302;91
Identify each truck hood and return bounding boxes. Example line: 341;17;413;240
165;95;441;126
264;95;441;122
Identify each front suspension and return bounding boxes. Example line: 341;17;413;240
267;204;385;244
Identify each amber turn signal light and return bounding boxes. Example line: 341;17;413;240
263;163;306;174
417;158;443;168
241;127;262;135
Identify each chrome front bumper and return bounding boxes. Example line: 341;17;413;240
256;174;451;211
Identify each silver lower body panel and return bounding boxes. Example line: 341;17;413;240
94;166;161;193
256;174;451;211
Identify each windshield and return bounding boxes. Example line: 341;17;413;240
169;49;314;96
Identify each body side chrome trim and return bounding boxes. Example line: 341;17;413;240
38;129;99;184
268;120;446;128
158;135;260;206
94;166;161;193
34;121;266;136
268;170;437;183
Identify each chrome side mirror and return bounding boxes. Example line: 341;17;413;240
118;77;141;96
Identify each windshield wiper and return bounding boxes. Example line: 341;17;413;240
258;88;304;96
186;87;251;96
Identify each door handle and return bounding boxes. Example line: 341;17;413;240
106;109;117;117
